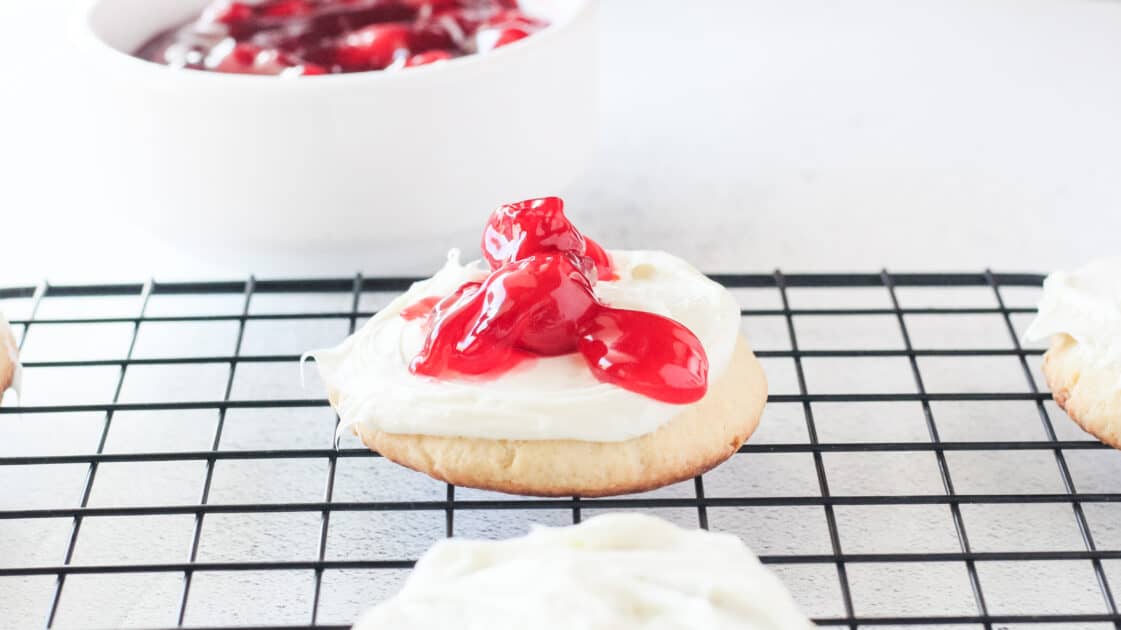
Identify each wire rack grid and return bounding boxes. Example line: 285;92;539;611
1;271;1120;630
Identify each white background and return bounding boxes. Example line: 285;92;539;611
2;0;1120;285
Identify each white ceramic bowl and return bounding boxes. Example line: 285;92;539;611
71;0;597;253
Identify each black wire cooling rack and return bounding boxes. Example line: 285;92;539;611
2;271;1120;630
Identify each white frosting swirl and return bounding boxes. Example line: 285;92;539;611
1025;258;1121;384
309;249;741;442
352;513;814;630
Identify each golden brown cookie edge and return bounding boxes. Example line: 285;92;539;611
1042;334;1121;450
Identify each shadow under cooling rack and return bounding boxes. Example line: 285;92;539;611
1;271;1120;629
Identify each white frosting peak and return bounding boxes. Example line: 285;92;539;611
310;249;741;442
352;513;815;630
1026;258;1121;383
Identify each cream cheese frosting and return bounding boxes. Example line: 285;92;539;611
351;513;814;630
309;249;741;442
1025;257;1121;385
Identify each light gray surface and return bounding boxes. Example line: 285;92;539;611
3;285;1121;628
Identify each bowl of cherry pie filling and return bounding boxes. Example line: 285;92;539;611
71;0;596;252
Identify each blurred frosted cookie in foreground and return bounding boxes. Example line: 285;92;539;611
352;513;815;630
0;311;19;396
1026;258;1121;448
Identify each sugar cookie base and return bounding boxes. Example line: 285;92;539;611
1042;334;1121;449
335;336;768;497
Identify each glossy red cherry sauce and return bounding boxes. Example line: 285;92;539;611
399;296;441;321
134;0;548;76
405;197;709;404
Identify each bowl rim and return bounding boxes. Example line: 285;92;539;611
71;0;595;87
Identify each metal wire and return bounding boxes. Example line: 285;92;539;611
2;272;1120;629
175;276;255;625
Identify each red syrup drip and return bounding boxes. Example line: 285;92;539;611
133;0;547;76
578;309;708;404
402;197;709;404
399;296;441;321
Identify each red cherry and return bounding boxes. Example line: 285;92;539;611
210;1;253;25
261;0;312;17
494;27;529;47
482;197;615;280
578;309;709;404
401;0;462;8
231;42;260;65
406;50;455;66
298;62;329;75
509;254;599;356
410;254;599;376
410;282;523;377
213;42;262;73
409;21;457;52
476;26;528;52
334;23;412;70
482;197;583;268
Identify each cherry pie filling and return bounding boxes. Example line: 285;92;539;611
404;197;711;405
135;0;548;76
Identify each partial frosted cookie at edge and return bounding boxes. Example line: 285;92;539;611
351;513;816;630
1025;258;1121;448
0;311;20;397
